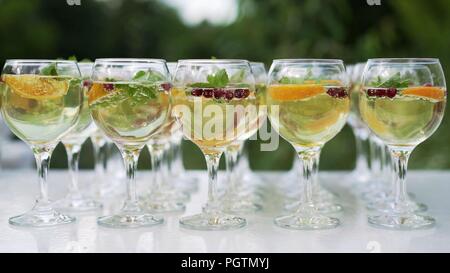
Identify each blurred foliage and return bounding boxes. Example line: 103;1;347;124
0;0;449;170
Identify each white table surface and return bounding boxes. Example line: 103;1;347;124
0;170;449;253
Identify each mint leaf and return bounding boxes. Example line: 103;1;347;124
369;72;412;88
206;69;229;87
41;63;58;76
68;55;77;61
132;70;165;82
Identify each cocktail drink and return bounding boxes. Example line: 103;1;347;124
267;59;349;230
57;62;102;211
222;61;268;213
1;60;82;227
172;59;258;230
360;58;446;230
89;59;171;228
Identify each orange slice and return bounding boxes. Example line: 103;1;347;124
402;86;445;101
88;83;109;104
3;74;69;99
268;84;325;101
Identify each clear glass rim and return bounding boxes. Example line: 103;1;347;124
178;59;250;65
94;58;167;64
367;58;440;64
273;59;344;64
5;59;78;64
251;61;265;66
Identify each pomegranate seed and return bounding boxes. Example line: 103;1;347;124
424;83;433;87
233;89;245;99
327;87;347;98
191;88;203;97
386;88;397;98
83;80;92;89
213;88;225;99
161;83;172;91
225;90;234;100
103;83;114;91
367;89;378;97
242;89;250;98
203;88;214;98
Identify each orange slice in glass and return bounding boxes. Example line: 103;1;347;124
88;83;109;104
3;74;69;99
268;84;325;101
402;86;445;101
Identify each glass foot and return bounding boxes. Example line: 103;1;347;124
55;196;102;212
179;213;246;231
274;214;339;230
366;199;427;213
368;213;435;230
315;201;343;214
9;209;75;227
97;213;163;228
224;199;262;214
285;200;342;214
143;199;186;213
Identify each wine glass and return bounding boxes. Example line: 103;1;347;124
172;59;257;230
1;59;83;227
88;58;171;228
221;61;267;213
360;58;446;229
56;62;102;211
267;59;350;229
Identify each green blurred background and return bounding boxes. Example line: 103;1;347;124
0;0;449;171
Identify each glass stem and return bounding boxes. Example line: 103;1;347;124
354;128;370;175
162;143;172;187
295;146;322;213
64;143;82;197
148;144;165;194
311;150;321;194
369;135;382;177
119;146;141;213
389;146;414;212
31;145;55;210
204;151;222;214
225;149;239;195
92;139;107;196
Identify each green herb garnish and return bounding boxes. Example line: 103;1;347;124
41;63;58;76
369;72;412;88
91;70;162;109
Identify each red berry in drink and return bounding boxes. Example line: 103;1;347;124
161;83;172;91
191;88;203;97
213;88;225;99
367;89;377;97
424;83;433;87
83;80;92;89
203;88;214;98
103;83;114;91
225;90;234;100
233;89;245;98
327;87;347;98
386;88;397;98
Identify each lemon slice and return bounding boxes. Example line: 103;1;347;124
3;74;70;99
